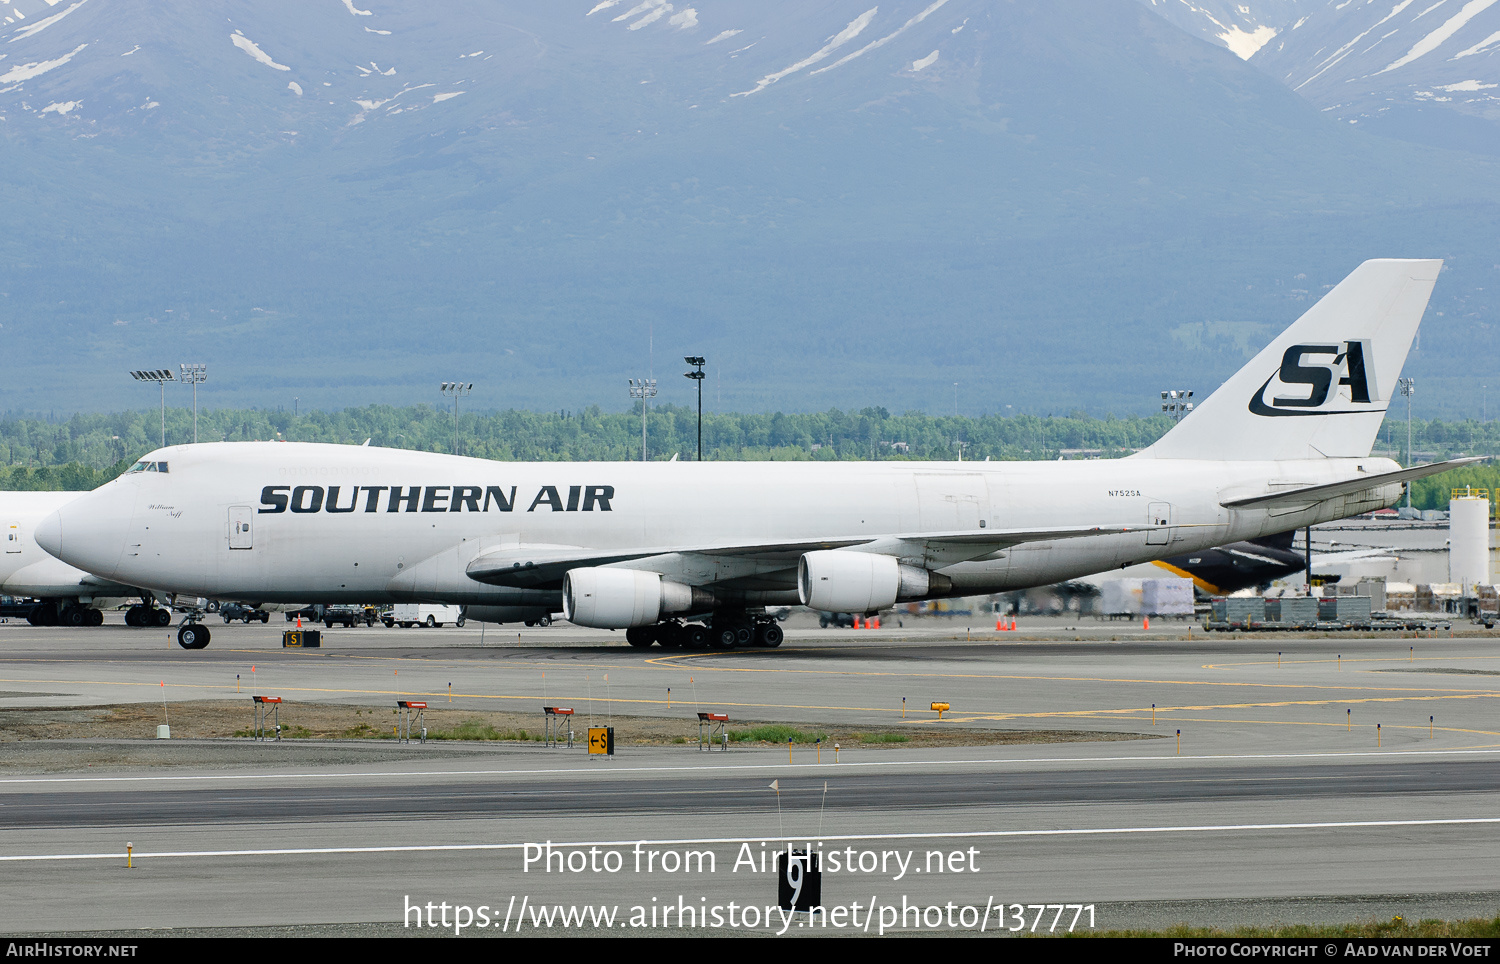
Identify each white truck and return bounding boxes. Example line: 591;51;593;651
383;604;464;628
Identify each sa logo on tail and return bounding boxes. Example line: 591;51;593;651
1249;340;1376;417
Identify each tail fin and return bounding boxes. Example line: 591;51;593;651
1136;259;1441;461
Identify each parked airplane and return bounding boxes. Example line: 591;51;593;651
35;260;1476;649
0;492;153;626
1146;530;1307;597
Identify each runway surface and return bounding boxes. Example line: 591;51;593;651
1;617;1498;935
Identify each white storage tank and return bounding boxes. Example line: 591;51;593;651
1449;489;1491;592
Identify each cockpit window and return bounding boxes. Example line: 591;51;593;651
125;461;168;474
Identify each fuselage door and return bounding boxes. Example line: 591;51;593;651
229;506;253;550
915;474;990;532
1146;502;1173;545
4;523;19;553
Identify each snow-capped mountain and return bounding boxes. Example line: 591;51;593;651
1135;0;1308;59
0;0;1496;416
1131;0;1500;154
0;0;992;141
1254;0;1500;154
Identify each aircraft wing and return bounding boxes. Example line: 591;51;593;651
465;523;1166;589
1220;457;1487;510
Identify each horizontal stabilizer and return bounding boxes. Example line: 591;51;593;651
1220;457;1487;509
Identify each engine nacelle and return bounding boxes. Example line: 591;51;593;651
797;551;945;613
562;568;704;629
797;551;893;613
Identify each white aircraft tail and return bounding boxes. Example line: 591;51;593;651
1136;259;1441;462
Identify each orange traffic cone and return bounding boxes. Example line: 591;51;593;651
996;617;1004;631
1143;616;1150;630
871;617;880;629
1010;618;1017;631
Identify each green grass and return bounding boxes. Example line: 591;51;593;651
728;724;829;744
855;733;910;744
420;719;551;742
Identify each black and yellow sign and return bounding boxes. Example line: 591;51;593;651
282;630;321;648
588;726;614;756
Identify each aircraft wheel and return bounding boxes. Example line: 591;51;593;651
537;616;552;628
154;608;171;627
626;626;654;648
86;609;104;627
26;607;43;627
758;623;784;648
177;624;211;650
714;627;738;648
686;625;709;648
61;607;87;628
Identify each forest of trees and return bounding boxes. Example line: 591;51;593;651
0;404;1495;511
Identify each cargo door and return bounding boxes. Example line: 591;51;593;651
1146;502;1173;545
228;506;253;550
915;474;990;531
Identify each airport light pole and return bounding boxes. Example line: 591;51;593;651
1399;377;1416;509
179;363;207;443
1160;389;1194;422
629;377;657;462
684;356;705;461
130;369;175;447
440;382;473;456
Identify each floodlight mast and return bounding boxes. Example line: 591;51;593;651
1160;389;1194;422
130;369;175;447
440;381;474;456
179;364;207;443
629;378;657;462
1399;377;1416;508
684;356;706;461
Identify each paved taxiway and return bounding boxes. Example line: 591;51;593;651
2;617;1499;935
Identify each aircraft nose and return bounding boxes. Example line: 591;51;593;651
37;492;130;579
35;511;62;558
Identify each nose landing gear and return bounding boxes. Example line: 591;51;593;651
176;619;211;649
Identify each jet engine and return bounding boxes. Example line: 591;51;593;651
797;550;944;613
562;568;707;629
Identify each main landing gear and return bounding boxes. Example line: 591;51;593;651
625;612;784;650
26;603;104;627
124;604;172;628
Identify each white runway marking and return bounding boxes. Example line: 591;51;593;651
6;817;1500;863
3;745;1500;786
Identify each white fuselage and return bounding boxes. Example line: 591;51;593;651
36;442;1402;608
0;492;135;603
